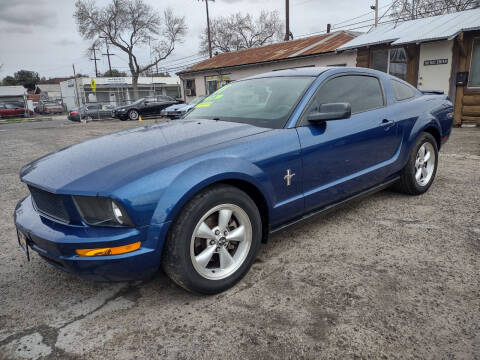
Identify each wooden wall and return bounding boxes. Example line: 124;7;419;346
453;31;480;126
354;45;419;87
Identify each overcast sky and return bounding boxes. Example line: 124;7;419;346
0;0;385;79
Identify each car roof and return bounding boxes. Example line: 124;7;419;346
241;66;388;81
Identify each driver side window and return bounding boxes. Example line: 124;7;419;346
306;74;384;118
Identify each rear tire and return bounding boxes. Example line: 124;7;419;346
162;184;262;294
393;132;438;195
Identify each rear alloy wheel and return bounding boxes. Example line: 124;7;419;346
394;132;438;195
162;185;262;294
128;109;139;121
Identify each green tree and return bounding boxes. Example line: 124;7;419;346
103;69;127;77
13;70;40;91
2;76;17;86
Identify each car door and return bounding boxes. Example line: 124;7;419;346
296;73;401;213
4;103;20;117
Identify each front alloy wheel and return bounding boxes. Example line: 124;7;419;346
128;109;139;120
190;204;252;280
162;184;262;294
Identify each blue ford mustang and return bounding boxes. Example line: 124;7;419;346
14;67;453;294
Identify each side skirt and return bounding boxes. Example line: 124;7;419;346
270;177;400;234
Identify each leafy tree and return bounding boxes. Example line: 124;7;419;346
390;0;476;20
74;0;186;99
200;11;283;55
2;76;16;86
13;70;40;91
103;69;127;77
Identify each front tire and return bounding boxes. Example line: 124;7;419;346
394;132;438;195
128;109;139;121
162;184;262;294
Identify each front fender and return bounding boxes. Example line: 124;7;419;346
150;157;274;226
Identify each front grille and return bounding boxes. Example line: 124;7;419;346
28;186;70;223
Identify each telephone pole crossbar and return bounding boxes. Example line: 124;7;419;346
89;46;100;77
100;36;115;74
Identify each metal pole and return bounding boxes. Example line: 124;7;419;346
205;0;212;58
374;0;379;27
72;64;82;116
284;0;290;41
412;0;415;19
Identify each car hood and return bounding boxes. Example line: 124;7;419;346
20;119;271;194
164;104;188;112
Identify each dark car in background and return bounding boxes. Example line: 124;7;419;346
0;102;33;118
160;95;206;119
112;96;179;121
68;103;115;122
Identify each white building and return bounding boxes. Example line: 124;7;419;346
177;31;357;103
0;86;26;103
60;76;182;111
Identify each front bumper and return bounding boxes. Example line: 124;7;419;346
14;196;171;281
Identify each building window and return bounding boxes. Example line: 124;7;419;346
185;79;196;96
469;38;480;87
372;48;407;80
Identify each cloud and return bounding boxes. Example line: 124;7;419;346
0;0;57;28
54;38;77;47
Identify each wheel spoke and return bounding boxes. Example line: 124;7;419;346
418;145;426;160
196;222;216;239
421;167;428;178
195;245;217;268
415;167;422;180
219;246;234;269
226;225;245;242
218;209;232;231
424;151;431;162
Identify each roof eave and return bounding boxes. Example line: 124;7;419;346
177;49;352;76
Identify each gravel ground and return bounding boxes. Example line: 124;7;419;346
0;119;478;360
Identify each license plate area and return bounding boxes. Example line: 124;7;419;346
17;229;30;261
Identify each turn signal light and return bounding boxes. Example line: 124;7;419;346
76;242;141;257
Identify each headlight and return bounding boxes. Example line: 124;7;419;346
73;196;134;227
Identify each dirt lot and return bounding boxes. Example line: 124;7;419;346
0;119;478;359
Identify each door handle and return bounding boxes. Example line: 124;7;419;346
381;119;395;129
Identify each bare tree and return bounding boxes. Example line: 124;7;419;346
200;11;283;55
74;0;187;99
391;0;476;20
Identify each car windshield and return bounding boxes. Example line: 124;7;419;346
184;76;314;128
188;96;207;106
131;98;145;105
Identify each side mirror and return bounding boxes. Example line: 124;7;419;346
307;102;351;123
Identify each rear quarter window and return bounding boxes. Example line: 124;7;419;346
391;80;416;101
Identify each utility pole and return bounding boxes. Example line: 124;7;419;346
412;0;416;19
72;64;83;116
200;0;214;58
284;0;290;41
100;36;114;74
371;0;379;27
89;46;100;77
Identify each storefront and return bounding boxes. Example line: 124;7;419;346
339;8;480;126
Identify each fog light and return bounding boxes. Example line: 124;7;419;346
76;241;141;257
